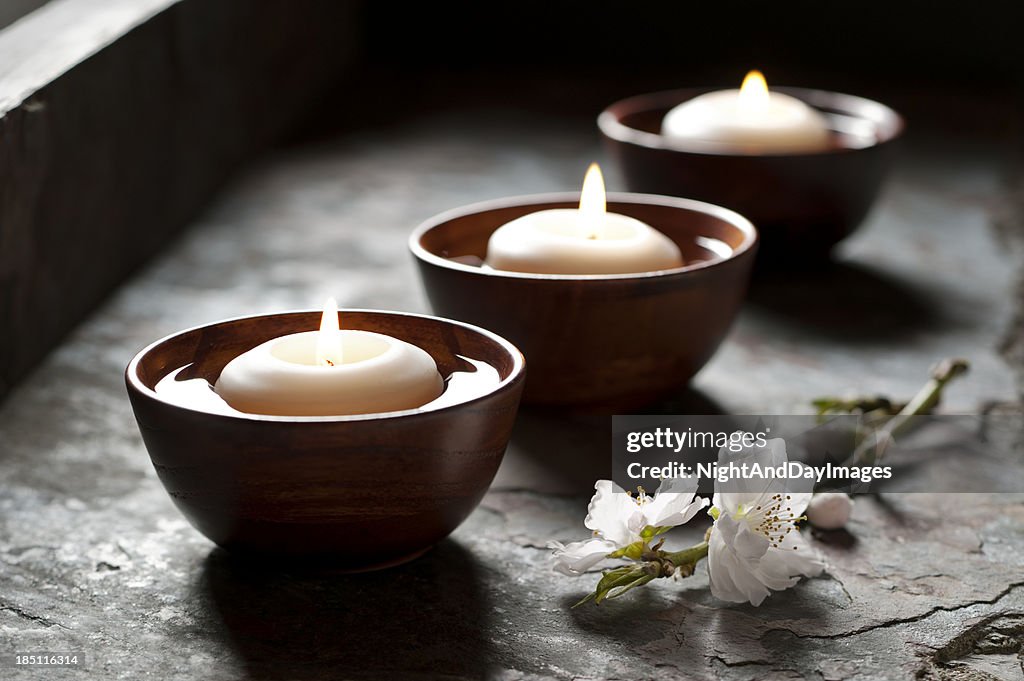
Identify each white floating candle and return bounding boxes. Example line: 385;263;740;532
216;298;443;416
662;70;830;154
485;163;683;275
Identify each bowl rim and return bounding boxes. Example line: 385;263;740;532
598;85;906;158
125;308;526;423
409;191;758;281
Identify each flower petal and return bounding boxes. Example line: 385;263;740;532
707;523;771;605
584;480;639;546
707;527;743;602
713;437;813;518
713;510;741;544
715;437;795;508
723;550;772;606
643;477;708;528
707;512;821;606
731;519;771;561
707;436;824;606
718;435;788;468
787;491;813;517
549;538;619;576
764;531;825;579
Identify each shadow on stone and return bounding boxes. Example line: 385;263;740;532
564;587;690;646
198;539;492;680
811;527;859;550
866;493;912;525
643;386;729;417
507;407;611;494
747;260;950;343
505;387;727;496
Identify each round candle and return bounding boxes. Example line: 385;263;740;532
216;299;443;416
485;163;684;275
662;70;830;154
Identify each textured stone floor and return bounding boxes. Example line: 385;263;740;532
1;105;1023;680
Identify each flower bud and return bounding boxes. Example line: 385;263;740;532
806;492;853;530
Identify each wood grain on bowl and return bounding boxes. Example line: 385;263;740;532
599;87;903;265
411;193;757;409
125;310;525;568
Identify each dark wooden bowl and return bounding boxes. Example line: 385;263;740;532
409;193;757;408
125;310;525;568
598;87;904;265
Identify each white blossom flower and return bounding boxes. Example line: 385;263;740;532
806;492;854;530
585;478;708;546
551;477;708;576
708;438;825;606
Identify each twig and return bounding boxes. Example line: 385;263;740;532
848;358;969;466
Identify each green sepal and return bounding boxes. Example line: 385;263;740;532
606;541;646;560
573;565;657;607
640;525;673;540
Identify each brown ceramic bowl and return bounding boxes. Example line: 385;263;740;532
410;192;757;409
125;309;525;568
599;87;904;264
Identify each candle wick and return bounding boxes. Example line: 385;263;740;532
325;359;335;367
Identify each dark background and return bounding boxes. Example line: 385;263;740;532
303;1;1022;141
1;0;1019;402
366;2;1018;84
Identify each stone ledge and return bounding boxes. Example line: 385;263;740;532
0;0;358;401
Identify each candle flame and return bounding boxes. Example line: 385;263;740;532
316;297;342;367
738;69;770;112
578;162;606;239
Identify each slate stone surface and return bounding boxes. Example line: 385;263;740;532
1;105;1022;680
